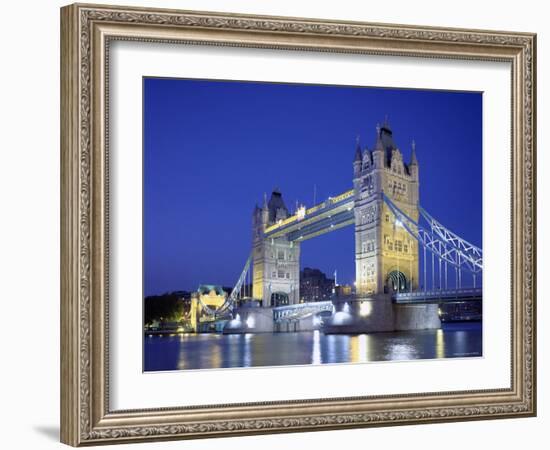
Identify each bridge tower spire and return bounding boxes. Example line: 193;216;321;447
409;139;419;181
353;135;362;178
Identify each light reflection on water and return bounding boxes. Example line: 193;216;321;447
145;323;481;372
312;330;322;365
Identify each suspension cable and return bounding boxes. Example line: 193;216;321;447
382;194;482;275
198;255;251;316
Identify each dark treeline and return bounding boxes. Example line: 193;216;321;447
144;292;189;325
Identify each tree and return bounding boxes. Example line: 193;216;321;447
144;292;188;325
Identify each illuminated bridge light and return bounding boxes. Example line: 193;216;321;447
360;302;372;317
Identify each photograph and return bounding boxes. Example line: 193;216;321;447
56;2;537;446
143;78;483;372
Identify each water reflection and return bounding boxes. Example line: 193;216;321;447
243;333;252;367
144;322;482;372
349;335;360;362
436;329;445;359
311;330;322;364
351;334;370;363
388;343;417;360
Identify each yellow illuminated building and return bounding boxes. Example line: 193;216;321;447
353;121;420;295
252;190;301;307
190;285;227;332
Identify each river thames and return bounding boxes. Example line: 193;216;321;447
144;322;481;371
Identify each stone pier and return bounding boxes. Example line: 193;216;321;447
223;304;274;334
223;303;324;334
323;294;440;334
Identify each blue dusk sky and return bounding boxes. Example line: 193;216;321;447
144;78;482;296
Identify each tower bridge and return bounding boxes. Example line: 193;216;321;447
202;120;482;334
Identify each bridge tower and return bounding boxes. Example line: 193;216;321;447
252;190;301;307
353;121;420;295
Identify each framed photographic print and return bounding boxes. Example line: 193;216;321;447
60;3;537;446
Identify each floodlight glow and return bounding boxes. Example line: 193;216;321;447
359;302;372;317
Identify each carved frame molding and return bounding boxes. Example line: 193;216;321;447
60;3;536;446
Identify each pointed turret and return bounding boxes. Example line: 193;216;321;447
408;139;419;181
372;123;385;168
261;192;269;226
378;117;397;166
252;198;268;235
374;123;384;151
353;135;362;178
354;135;362;162
410;139;418;165
382;114;391;131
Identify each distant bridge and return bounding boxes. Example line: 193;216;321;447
392;288;482;304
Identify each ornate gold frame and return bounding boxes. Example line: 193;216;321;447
60;3;536;446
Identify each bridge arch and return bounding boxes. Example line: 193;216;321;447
271;291;290;307
386;270;408;293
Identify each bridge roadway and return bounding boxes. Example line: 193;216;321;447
264;189;354;242
392;288;482;304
